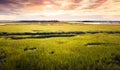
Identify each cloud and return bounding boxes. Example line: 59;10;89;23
0;0;107;13
0;14;16;20
0;0;120;20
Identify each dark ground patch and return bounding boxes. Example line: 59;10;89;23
104;53;120;66
112;55;120;65
24;47;37;51
85;43;107;47
86;32;99;34
0;31;120;40
0;50;6;65
49;51;55;54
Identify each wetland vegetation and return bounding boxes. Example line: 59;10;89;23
0;22;120;70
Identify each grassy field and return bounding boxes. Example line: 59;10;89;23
0;22;120;70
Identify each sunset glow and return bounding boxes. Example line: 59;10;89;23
0;0;120;21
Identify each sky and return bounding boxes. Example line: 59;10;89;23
0;0;120;21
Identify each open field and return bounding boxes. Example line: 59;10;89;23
0;22;120;70
0;22;120;32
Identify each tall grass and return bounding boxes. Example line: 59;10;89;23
0;23;120;32
0;23;120;70
0;34;120;70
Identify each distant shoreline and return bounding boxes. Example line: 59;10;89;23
0;21;120;24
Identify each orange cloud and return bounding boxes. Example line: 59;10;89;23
85;0;107;9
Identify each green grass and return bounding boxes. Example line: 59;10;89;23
0;23;120;70
0;23;120;32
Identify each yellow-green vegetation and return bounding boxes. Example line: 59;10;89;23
0;23;120;70
0;23;120;32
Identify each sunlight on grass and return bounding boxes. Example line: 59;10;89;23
0;23;120;70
